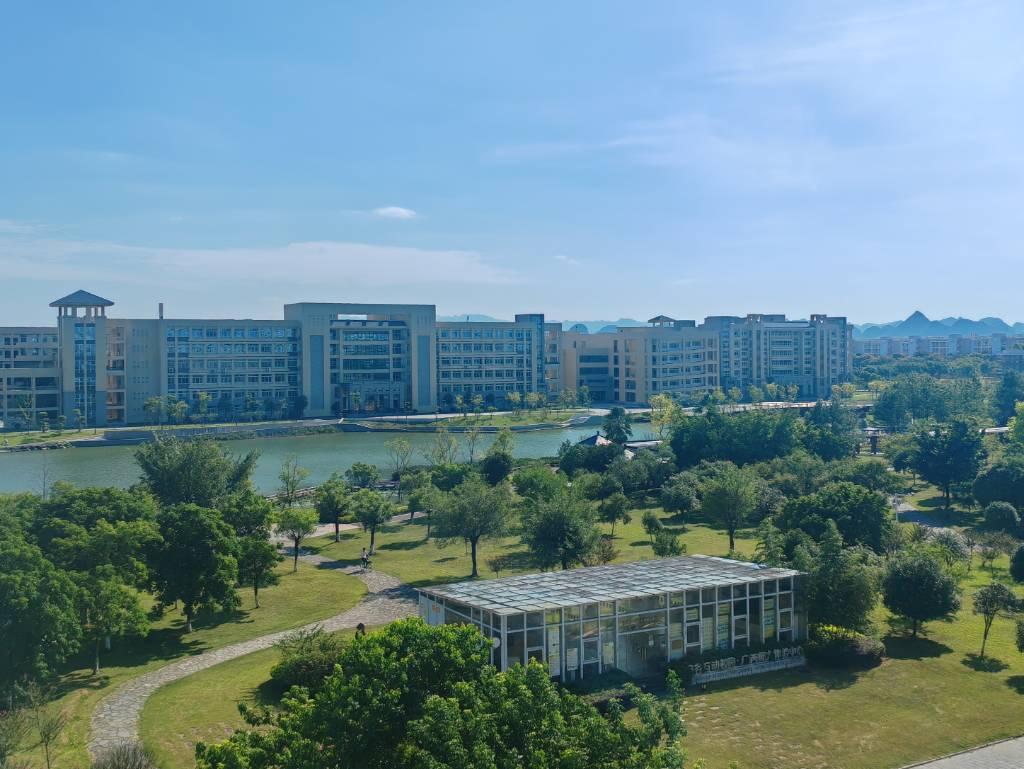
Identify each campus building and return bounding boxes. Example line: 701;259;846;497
418;555;806;682
854;333;1024;358
0;291;852;427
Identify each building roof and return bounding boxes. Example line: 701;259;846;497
49;290;114;308
576;431;613;447
647;315;676;324
419;555;800;615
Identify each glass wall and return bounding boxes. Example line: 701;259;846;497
424;574;801;682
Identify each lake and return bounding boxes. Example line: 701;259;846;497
0;424;654;494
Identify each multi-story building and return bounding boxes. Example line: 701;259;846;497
702;314;851;399
853;333;1024;358
1;291;852;426
0;326;60;428
557;316;720;404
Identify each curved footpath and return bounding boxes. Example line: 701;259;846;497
88;554;417;758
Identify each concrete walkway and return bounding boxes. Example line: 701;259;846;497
87;555;416;758
906;737;1024;768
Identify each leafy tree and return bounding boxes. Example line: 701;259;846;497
984;501;1020;533
480;451;514;485
0;706;29;768
598;492;631;536
661;472;699;520
1010;401;1024;446
558;443;624;476
795;521;879;632
978;532;1017;572
829;457;903;494
521;489;600;570
27;684;68;769
754;517;786;566
315;474;350;542
81;570;149;673
670;408;802;468
973;582;1019;658
135;438;258;508
700;463;756;551
196;620;686;769
974;456;1024;512
648;393;681;440
351;488;392;554
276;456;309;511
778;481;894;553
0;534;80;691
153;504;239;633
1010;544;1024;583
345;461;381;490
651;529;685;557
424;426;459;466
489;426;516;456
910;419;987;507
602;406;633;444
430;463;472;492
277;507;318;573
928;528;971;570
463;426;483;464
512;465;564;502
803;400;858;460
431;477;513;577
993;370;1024;424
882;553;960;637
222;490;281;607
641;509;664;543
384;438;413;482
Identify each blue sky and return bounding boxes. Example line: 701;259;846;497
3;1;1024;326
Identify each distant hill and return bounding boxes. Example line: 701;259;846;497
439;315;649;332
855;312;1024;339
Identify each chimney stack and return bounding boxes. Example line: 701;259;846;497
158;302;164;320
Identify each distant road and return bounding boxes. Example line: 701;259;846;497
906;737;1024;768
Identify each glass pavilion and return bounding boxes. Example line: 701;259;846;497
418;555;805;681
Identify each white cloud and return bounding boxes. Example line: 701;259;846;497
0;236;519;295
371;206;419;220
0;219;38;234
553;254;582;266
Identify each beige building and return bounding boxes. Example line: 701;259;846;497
0;327;61;428
557;316;720;404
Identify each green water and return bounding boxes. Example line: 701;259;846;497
0;426;637;494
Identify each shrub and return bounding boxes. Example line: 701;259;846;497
270;626;348;694
651;530;685;557
90;742;157;769
805;624;885;669
984;501;1020;533
1012;545;1024;584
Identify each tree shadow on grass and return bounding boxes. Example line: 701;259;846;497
630;540;653;548
377;539;423;552
882;634;954;660
961;653;1009;672
1005;676;1024;694
433;556;458;563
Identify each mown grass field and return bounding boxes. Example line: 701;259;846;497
14;562;365;769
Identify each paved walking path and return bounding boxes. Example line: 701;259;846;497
906;736;1024;768
87;554;416;758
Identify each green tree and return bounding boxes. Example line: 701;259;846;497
480;451;514;485
345;461;382;489
984;501;1020;533
135;438;258;508
641;509;664;543
974;455;1024;511
81;571;149;673
797;521;879;632
384;438;413;482
910;419;987;507
803;399;859;461
432;477;513;578
521;489;600;570
651;529;685;557
973;582;1019;658
489;425;516;456
993;370;1024;424
315;474;350;542
882;553;961;637
512;465;564;502
602;406;633;444
0;535;81;691
649;393;681;440
661;472;699;520
700;464;756;551
195;620;686;769
277;507;318;573
424;426;459;466
276;456;310;511
351;488;392;554
153;504;239;633
1010;401;1024;446
598;492;631;536
143;396;164;427
754;517;786;566
222;489;281;607
1010;544;1024;583
778;481;894;553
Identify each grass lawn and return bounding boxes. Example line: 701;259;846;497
683;558;1024;769
308;504;756;588
14;562;365;769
